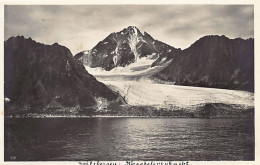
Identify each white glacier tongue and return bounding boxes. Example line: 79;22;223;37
83;52;254;109
103;81;254;108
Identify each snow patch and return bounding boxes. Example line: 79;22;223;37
113;54;119;65
161;57;167;62
110;56;158;75
133;27;138;35
128;28;140;61
115;45;119;55
139;29;145;35
84;55;162;77
137;43;142;49
4;97;10;102
84;66;106;74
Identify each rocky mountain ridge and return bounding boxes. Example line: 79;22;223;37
4;36;122;115
153;35;254;92
74;26;181;71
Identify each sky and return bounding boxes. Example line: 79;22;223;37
5;5;254;54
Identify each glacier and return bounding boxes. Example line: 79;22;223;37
83;55;254;109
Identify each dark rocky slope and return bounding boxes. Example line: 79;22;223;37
4;36;122;115
74;26;181;70
153;35;254;92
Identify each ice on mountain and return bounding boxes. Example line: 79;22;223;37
103;81;254;108
84;66;107;75
146;53;157;60
139;29;145;35
133;27;138;34
137;44;142;49
115;45;119;55
4;97;11;102
113;54;119;65
161;57;167;62
128;28;140;61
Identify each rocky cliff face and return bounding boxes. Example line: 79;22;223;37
4;36;121;114
74;26;181;70
153;35;254;92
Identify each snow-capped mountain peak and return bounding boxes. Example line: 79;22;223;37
74;26;181;71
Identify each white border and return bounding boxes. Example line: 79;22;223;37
0;0;259;165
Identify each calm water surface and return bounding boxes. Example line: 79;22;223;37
5;118;254;161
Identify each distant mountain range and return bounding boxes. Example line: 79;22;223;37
75;26;254;92
4;36;122;115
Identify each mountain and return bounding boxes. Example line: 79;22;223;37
74;27;254;92
4;36;122;115
4;34;254;118
74;26;181;71
153;35;254;92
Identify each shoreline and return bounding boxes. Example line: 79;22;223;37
5;103;254;119
4;114;255;119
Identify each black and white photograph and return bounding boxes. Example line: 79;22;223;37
1;1;258;163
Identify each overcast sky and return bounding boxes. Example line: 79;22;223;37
5;5;254;54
